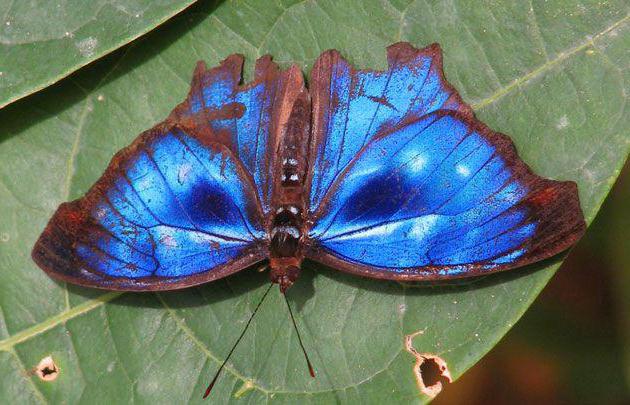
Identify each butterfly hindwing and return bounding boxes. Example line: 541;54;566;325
32;125;267;290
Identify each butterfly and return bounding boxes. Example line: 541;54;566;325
32;42;586;292
31;42;586;395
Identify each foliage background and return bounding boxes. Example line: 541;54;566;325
0;0;628;403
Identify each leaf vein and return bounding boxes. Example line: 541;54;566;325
472;15;628;110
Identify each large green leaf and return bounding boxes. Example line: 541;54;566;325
0;0;199;109
0;0;628;403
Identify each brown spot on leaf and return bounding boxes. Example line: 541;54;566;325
34;356;59;382
405;331;452;398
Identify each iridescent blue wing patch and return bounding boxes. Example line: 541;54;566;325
306;44;585;280
33;125;267;290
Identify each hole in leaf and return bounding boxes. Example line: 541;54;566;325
404;331;452;398
419;357;451;388
35;356;59;382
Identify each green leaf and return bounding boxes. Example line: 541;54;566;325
0;0;198;109
0;0;628;403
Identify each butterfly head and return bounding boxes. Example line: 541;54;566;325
269;258;301;293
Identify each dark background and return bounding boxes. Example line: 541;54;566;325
436;160;629;404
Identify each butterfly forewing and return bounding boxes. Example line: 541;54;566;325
306;43;472;215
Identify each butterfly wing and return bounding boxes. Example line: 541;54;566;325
307;42;472;214
32;55;304;290
172;54;304;213
306;44;585;280
32;125;267;290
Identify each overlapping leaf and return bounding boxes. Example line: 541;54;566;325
0;0;198;108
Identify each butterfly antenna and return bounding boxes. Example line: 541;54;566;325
203;283;273;399
283;293;316;378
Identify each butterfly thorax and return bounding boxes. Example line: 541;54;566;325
269;205;303;292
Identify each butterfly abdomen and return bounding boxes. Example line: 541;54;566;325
268;87;310;291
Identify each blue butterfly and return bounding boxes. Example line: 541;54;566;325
33;43;585;293
32;42;586;397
